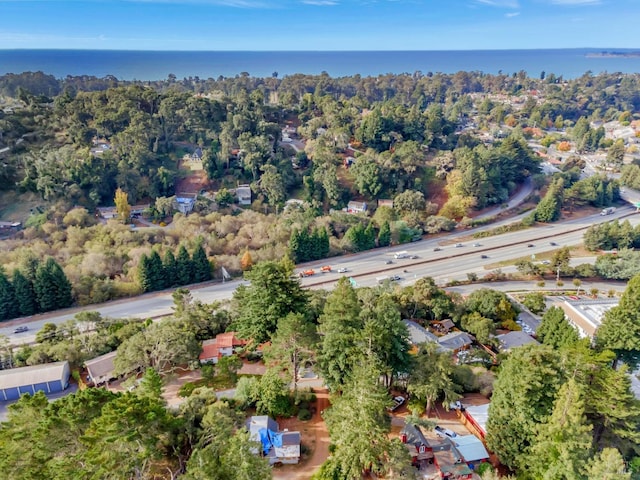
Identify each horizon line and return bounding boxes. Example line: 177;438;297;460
1;47;640;53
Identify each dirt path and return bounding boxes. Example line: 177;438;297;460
273;388;330;480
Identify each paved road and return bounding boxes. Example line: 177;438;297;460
474;177;534;221
3;204;639;346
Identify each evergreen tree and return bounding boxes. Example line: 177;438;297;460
378;220;391;247
176;245;194;286
318;226;330;258
364;223;377;250
537;306;580;349
12;269;37;317
148;250;165;290
597;273;640;368
34;258;72;312
317;277;363;390
0;268;18;321
191;243;212;283
486;345;564;471
289;228;302;263
584;448;631;480
162;250;177;288
231;260;309;344
526;378;593;480
138;254;153;293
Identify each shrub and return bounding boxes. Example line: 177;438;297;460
298;408;312;421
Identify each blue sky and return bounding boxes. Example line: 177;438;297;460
0;0;638;51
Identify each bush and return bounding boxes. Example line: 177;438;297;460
297;408;312;421
179;381;199;397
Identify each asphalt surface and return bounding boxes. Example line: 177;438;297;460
2;199;639;347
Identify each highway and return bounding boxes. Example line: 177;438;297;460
3;203;639;346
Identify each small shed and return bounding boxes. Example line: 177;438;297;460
84;351;117;385
453;435;490;466
0;361;70;401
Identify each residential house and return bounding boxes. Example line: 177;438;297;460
346;200;368;214
377;199;394;208
235;184;252;206
199;332;247;364
247;415;301;465
497;331;539;352
0;221;21;232
438;331;474;353
84;351;117;386
430;437;473;479
400;423;434;467
174;193;197;215
403;320;439;349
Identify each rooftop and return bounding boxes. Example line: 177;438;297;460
0;361;69;390
556;298;619;337
497;331;539;351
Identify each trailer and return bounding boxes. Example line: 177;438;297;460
600;207;616;215
394;251;409;259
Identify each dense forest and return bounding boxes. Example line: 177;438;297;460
0;68;637;316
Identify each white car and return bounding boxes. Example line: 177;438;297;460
473;243;481;247
337;267;348;273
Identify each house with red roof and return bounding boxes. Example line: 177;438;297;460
199;332;247;364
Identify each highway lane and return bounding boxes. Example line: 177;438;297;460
2;205;639;346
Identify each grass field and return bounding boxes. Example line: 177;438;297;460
0;191;44;222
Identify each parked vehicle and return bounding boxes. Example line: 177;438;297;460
435;426;458;439
387;395;405;412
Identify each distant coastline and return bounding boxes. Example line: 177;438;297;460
1;49;640;81
586;51;640;58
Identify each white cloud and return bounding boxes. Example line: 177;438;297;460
505;11;520;16
475;0;519;8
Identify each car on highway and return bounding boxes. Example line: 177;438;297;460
455;243;463;248
550;242;557;246
410;255;419;259
337;267;348;273
541;260;551;265
481;255;488;259
473;243;481;247
391;275;401;281
527;244;535;248
435;426;457;439
385;260;394;265
13;326;29;334
433;247;442;252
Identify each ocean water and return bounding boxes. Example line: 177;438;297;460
1;49;640;81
